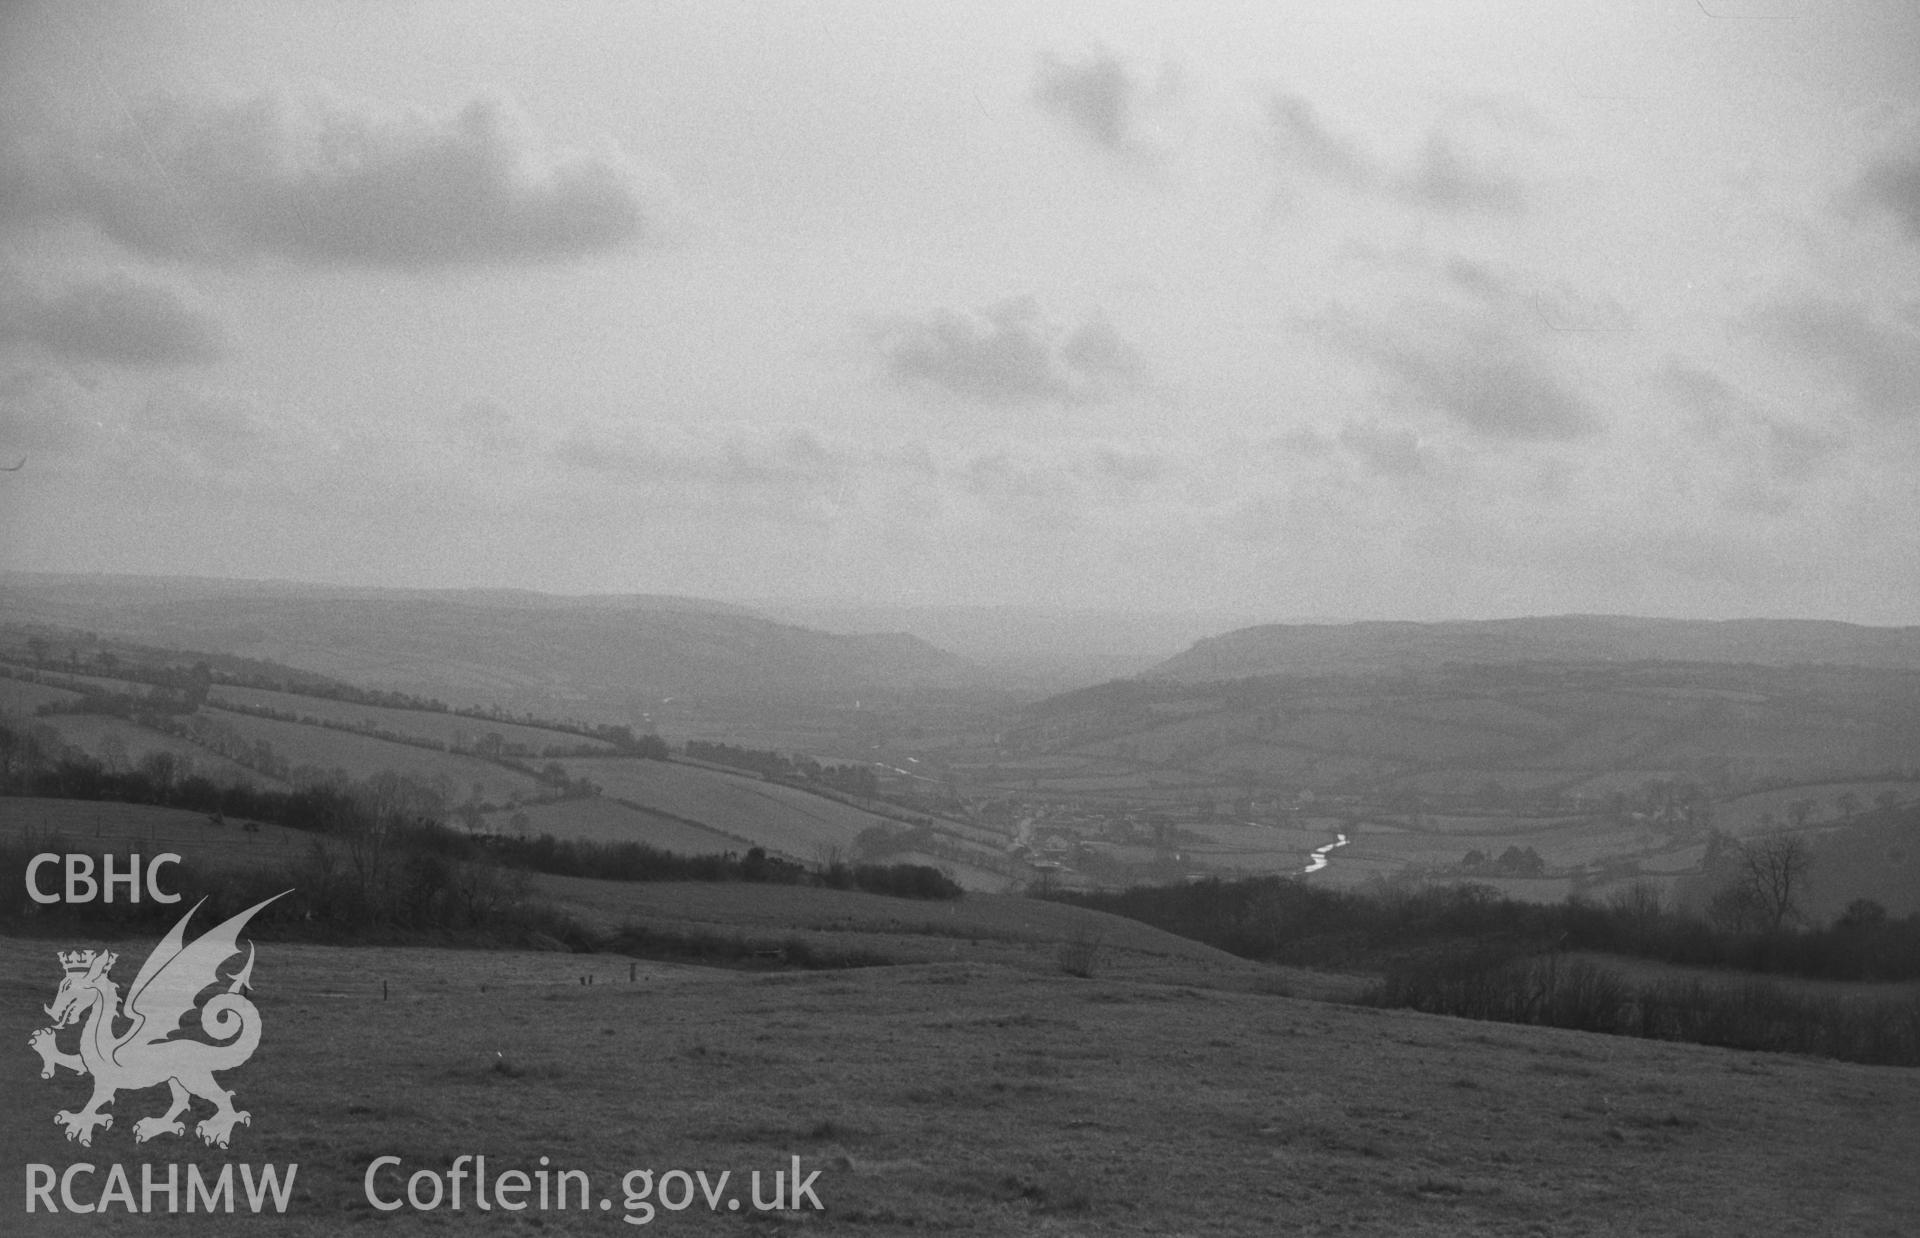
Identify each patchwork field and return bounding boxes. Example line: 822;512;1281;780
478;796;749;855
0;677;83;715
1714;780;1914;835
204;709;545;802
559;757;1006;875
24;715;281;789
208;684;616;755
12;687;1017;886
1;929;1913;1235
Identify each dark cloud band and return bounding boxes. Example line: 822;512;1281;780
2;89;654;268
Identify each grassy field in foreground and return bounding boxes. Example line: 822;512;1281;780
2;933;1916;1236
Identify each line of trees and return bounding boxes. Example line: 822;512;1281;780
1368;943;1919;1067
684;740;879;798
483;834;960;899
1051;864;1920;983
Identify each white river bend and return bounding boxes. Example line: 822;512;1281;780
1302;833;1350;875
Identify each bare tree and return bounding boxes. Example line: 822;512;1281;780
1736;834;1813;932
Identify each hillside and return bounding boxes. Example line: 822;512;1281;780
1150;615;1920;683
1017;660;1920;801
980;660;1920;903
0;644;1016;890
0;572;991;713
2;931;1914;1233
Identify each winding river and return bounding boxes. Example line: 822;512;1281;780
1301;832;1349;874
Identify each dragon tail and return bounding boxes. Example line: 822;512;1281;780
195;992;263;1071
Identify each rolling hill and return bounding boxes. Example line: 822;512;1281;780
980;658;1920;903
1016;660;1920;800
0;640;1017;889
1149;615;1920;683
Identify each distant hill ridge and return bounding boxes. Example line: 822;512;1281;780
0;573;989;707
1148;615;1920;682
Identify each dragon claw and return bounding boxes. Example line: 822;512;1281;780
196;1110;249;1149
134;1117;185;1143
55;1109;111;1146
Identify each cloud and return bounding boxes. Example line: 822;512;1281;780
1761;417;1845;480
1748;297;1920;420
0;367;277;470
0;270;223;365
1078;444;1168;487
1400;126;1525;214
1267;94;1527;214
1661;359;1746;435
1429;253;1634;331
1031;48;1174;159
871;296;1144;405
1529;281;1635;333
1337;420;1430;477
1441;257;1516;304
130;385;281;471
548;421;1183;539
549;423;890;528
1661;359;1845;481
1386;335;1597;439
4;88;654;267
1268;96;1376;191
955;440;1181;530
1855;146;1920;243
555;423;850;492
1329;316;1602;441
1058;314;1145;384
0;366;97;453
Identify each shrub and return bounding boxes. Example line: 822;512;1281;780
1057;925;1107;978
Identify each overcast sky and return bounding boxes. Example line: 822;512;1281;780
2;0;1917;622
